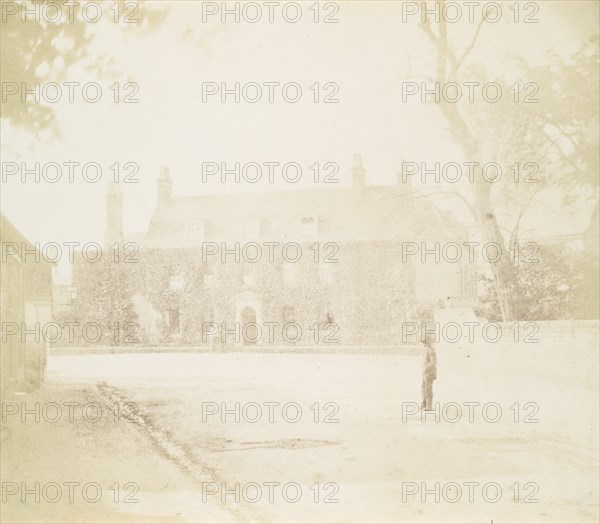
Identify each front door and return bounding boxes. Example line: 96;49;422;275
240;306;258;345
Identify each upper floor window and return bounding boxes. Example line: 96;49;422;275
319;262;333;284
169;275;184;291
301;217;318;239
283;262;296;287
243;273;257;288
243;218;261;240
203;274;216;289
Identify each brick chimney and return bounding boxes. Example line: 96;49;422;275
352;153;365;190
157;166;172;206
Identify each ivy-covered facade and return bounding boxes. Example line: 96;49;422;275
67;158;477;349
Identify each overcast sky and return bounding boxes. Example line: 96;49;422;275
2;0;598;271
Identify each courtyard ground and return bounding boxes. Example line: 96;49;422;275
2;352;598;523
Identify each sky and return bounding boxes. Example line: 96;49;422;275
1;0;598;282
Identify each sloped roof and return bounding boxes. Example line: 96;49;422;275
1;213;54;266
134;182;466;249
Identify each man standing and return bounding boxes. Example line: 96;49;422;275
421;337;437;411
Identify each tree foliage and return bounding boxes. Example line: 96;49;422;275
1;0;164;134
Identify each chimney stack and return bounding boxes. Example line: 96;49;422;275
352;153;365;190
157;166;172;206
105;180;124;247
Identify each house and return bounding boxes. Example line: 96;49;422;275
71;156;477;349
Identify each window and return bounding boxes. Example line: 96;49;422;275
283;262;295;287
186;221;204;243
243;218;261;240
203;274;216;289
243;273;256;288
169;275;184;291
167;309;181;336
301;217;318;239
319;262;333;284
283;305;295;323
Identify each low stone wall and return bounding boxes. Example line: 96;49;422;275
49;343;424;356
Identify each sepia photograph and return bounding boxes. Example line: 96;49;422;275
1;1;599;522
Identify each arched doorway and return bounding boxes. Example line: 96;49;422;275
240;306;258;345
234;291;262;349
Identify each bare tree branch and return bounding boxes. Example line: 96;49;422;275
456;17;486;70
509;186;544;249
412;189;480;223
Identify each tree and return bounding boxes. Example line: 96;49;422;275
478;244;594;321
1;0;164;134
418;1;517;320
417;0;599;321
